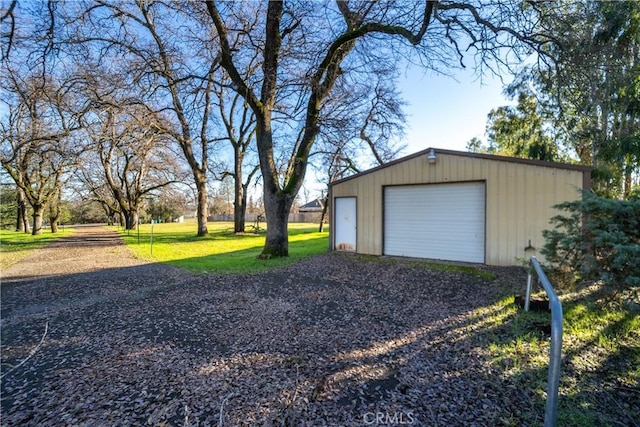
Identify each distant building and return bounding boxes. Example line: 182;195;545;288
298;198;325;213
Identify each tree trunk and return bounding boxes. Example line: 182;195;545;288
16;188;28;233
50;219;59;233
16;205;24;232
49;190;61;233
623;157;632;200
123;210;139;230
234;185;247;233
233;151;246;233
318;195;329;233
131;210;139;229
195;175;208;236
236;183;249;234
23;213;30;234
254;119;304;257
101;203;114;226
50;209;60;232
32;204;44;235
260;187;294;258
124;210;140;230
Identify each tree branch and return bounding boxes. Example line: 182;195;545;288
205;1;262;114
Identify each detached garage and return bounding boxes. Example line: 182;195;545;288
329;148;591;266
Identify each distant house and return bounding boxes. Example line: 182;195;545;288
298;198;325;213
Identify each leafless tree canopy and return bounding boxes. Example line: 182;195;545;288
2;1;550;248
205;0;550;256
1;1;88;234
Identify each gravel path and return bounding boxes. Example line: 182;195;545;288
1;226;527;426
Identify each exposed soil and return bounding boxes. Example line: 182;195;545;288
1;225;532;426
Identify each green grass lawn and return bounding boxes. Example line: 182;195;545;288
116;221;329;274
0;228;74;270
480;286;640;426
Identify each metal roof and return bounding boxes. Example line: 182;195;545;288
330;147;592;187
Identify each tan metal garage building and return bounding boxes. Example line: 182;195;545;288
329;148;591;266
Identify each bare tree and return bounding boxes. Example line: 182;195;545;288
0;68;85;235
83;104;185;230
66;0;221;236
205;0;547;257
1;1;91;234
210;72;261;233
0;0;18;60
74;172;122;227
314;68;407;168
309;71;407;232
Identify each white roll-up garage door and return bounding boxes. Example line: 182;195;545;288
384;182;485;263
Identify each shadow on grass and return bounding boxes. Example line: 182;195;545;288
483;292;640;427
0;229;74;253
117;223;329;274
120;229;268;244
164;235;329;274
559;301;640;426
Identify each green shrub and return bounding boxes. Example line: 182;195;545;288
542;191;640;288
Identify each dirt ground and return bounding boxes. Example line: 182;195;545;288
1;225;531;426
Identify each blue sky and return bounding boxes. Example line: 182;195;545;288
398;65;514;154
301;67;514;199
301;66;515;199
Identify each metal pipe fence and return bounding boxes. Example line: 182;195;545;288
525;256;563;427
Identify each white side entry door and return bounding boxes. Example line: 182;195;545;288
334;197;357;251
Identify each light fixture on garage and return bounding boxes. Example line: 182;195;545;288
427;148;437;164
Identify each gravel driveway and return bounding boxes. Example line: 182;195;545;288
1;226;527;426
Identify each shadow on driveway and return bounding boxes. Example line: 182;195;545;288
1;226;531;426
